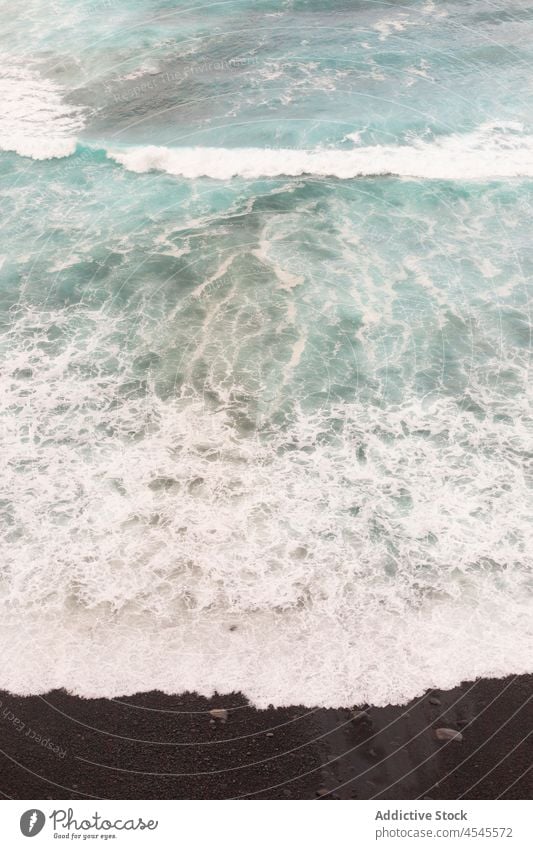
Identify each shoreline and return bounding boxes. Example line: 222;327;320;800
0;675;530;800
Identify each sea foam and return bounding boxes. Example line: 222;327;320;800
1;306;531;707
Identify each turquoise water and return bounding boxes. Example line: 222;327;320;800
0;0;531;706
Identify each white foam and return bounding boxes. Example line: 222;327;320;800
0;64;83;159
1;307;531;706
106;123;533;181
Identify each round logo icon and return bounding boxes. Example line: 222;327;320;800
20;810;46;837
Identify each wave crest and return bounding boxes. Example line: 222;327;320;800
106;124;533;181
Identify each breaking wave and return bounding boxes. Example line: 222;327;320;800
106;124;533;181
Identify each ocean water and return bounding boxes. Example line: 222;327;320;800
0;0;532;707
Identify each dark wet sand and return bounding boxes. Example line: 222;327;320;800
0;675;531;799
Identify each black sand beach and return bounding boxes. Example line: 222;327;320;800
0;675;531;799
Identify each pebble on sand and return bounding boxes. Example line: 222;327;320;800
435;727;463;742
209;709;228;722
352;710;369;723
